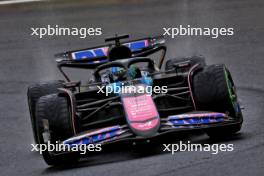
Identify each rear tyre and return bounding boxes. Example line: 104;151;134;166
165;55;206;70
27;80;64;144
192;64;243;138
35;94;79;166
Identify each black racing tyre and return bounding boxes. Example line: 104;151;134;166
27;80;64;144
165;55;206;70
192;64;243;138
35;94;79;166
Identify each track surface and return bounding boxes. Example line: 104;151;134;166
0;0;264;175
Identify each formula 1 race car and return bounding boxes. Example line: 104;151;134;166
27;34;243;165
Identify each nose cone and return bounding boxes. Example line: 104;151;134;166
122;92;160;137
130;118;160;137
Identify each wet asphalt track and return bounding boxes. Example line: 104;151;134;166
0;0;264;175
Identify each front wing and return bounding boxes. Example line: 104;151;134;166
61;112;241;149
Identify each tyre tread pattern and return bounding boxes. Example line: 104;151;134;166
27;80;64;143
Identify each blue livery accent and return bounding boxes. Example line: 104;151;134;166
168;113;226;127
169;117;224;126
71;39;149;62
127;40;148;52
74;50;94;59
63;126;121;146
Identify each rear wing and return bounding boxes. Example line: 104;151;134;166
71;39;149;61
55;36;166;81
56;36;166;67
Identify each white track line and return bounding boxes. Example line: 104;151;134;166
0;0;45;5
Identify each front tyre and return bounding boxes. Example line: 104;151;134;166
35;93;79;166
27;80;64;144
192;64;243;138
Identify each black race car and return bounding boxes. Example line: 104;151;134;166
27;34;243;165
